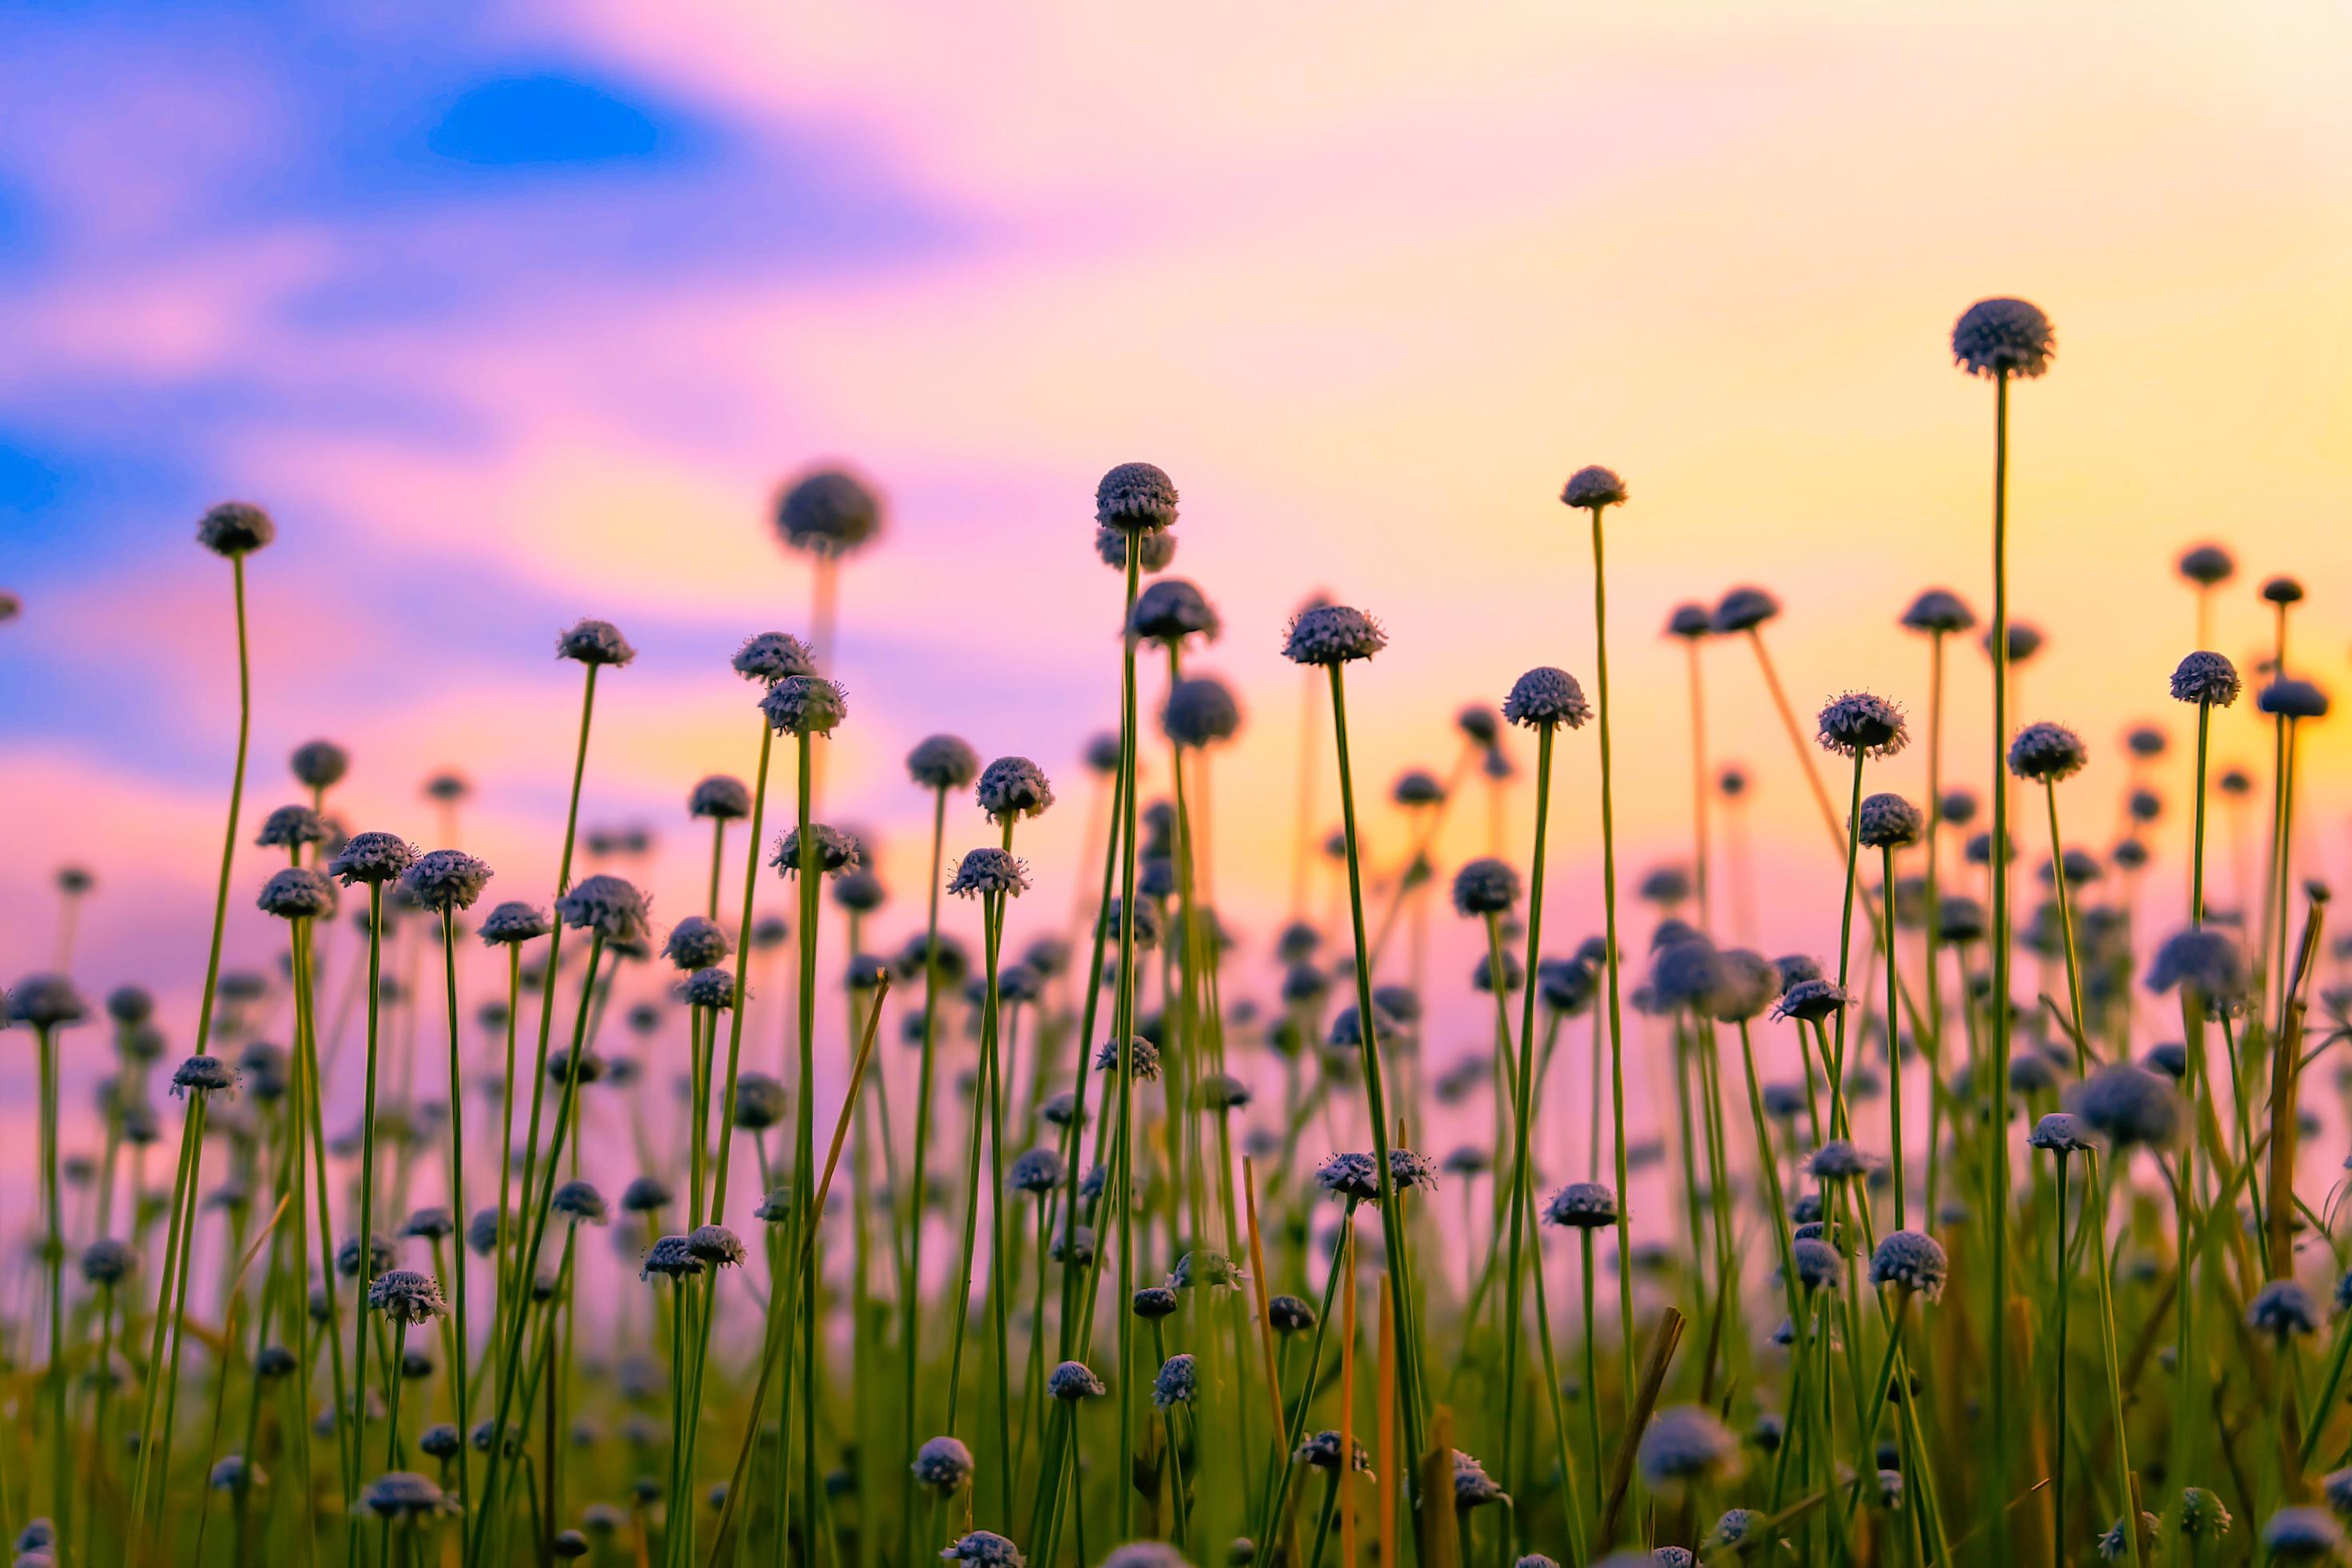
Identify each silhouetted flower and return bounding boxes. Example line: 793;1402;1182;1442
1096;462;1179;533
1951;297;2054;378
777;469;882;557
558;620;635;667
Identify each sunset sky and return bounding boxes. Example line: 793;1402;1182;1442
5;2;2350;1139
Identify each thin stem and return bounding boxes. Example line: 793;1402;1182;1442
1588;503;1639;1435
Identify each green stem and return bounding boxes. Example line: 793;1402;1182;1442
1589;503;1639;1426
440;908;474;1517
1987;366;2016;1511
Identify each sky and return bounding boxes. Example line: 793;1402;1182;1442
3;1;2350;1178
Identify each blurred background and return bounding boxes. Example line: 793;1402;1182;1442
4;1;2349;1162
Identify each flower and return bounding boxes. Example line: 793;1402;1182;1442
257;867;337;921
478;902;550;946
2247;1279;2318;1341
949;848;1030;899
2260;678;2331;721
732;1074;787;1130
977;757;1055;822
1130;578;1219;644
1130;1285;1178;1319
762;675;848;737
2072;1062;2184;1149
9;974;86;1029
1096;462;1179;532
1046;1361;1104;1402
942;1533;1023;1568
1269;1294;1316;1334
912;1435;976;1495
734;632;816;685
686;1225;747;1269
80;1238;138;1286
2007;722;2088;782
907;735;981;791
1951;297;2054;378
2170;651;2242;707
550;1181;610;1226
198;501;276;556
1790;1237;1843;1293
1164;676;1242;748
776;468;882;556
1296;1430;1374;1474
329;832;416;887
1713;586;1781;634
2146;928;2246;1003
1637;1406;1740;1489
2262;1506;2345;1561
1807;1140;1876;1182
1545;1182;1618;1230
290;739;350;790
1561;466;1627;510
1503;666;1592;730
171;1055;237;1095
555;875;650;945
1452;1450;1510;1510
1094;1036;1159;1081
1900;589;1976;634
1008;1148;1066;1194
689;775;751;822
1282;606;1386;666
1102;1546;1187;1568
557;619;635;667
2178;544;2234;586
770;826;861;879
1450;858;1520;917
1150;1353;1198;1409
1817;693;1908;758
640;1236;703;1280
1706;949;1779;1023
1857;793;1924;850
1666;603;1711;639
401;850;494;913
256;804;330;850
1870;1230;1948;1300
2028;1112;2097;1154
367;1269;449;1325
662;917;732;972
1314;1152;1382;1204
1773;978;1851;1023
361;1471;453;1521
2263;574;2306;606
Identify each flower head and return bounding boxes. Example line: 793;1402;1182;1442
1009;1147;1066;1194
1314;1152;1382;1204
329;832;416;887
557;619;635;667
1713;586;1781;634
639;1235;703;1281
1131;578;1219;645
1450;858;1520;918
9;974;87;1029
949;848;1030;900
942;1533;1023;1568
2170;651;2242;707
1283;605;1386;666
290;739;350;790
977;757;1055;822
907;734;981;791
1817;693;1909;758
1164;676;1242;748
171;1055;237;1096
2072;1062;2184;1149
1296;1430;1374;1474
1094;1036;1159;1081
2175;544;2234;586
734;632;816;685
257;804;331;850
198;501;276;557
1951;297;2055;378
1870;1230;1948;1300
1545;1182;1618;1229
2247;1278;2318;1341
361;1470;453;1521
1150;1353;1198;1408
1452;1450;1510;1510
776;468;882;556
2262;1506;2344;1561
2260;678;2331;722
554;875;650;944
2028;1112;2097;1154
689;775;751;822
1096;462;1179;533
662;917;731;973
913;1435;976;1495
1046;1360;1105;1402
1774;978;1851;1024
478;902;550;946
1503;666;1592;730
762;675;848;737
686;1224;747;1269
2008;722;2088;782
1561;466;1627;510
2178;1488;2232;1540
1096;527;1176;572
770;826;861;879
1638;1406;1741;1489
2146;927;2246;1005
731;1074;786;1131
1857;793;1925;850
257;867;337;921
367;1269;449;1325
80;1238;138;1286
401;850;494;913
1900;589;1976;634
1807;1140;1876;1182
1790;1236;1844;1293
548;1179;609;1226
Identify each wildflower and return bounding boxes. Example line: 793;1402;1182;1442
2007;722;2088;783
1047;1361;1105;1402
1638;1406;1740;1489
949;848;1030;899
775;468;882;556
290;739;350;790
1857;793;1924;850
1808;1140;1875;1182
756;1188;794;1225
942;1532;1024;1568
1094;1037;1159;1081
770;826;860;879
197;500;275;556
1901;589;1976;634
550;875;650;948
2264;574;2306;605
657;917;729;974
975;757;1055;823
1666;604;1711;640
734;632;816;685
1774;979;1851;1023
1198;1071;1253;1111
170;1055;236;1096
2072;1062;2184;1149
1713;586;1780;634
639;1236;703;1281
1451;858;1520;917
762;674;848;737
400;850;494;914
1951;297;2055;378
550;1180;610;1226
1315;1152;1382;1204
1649;938;1724;1014
1387;1148;1438;1194
1131;578;1219;645
1007;1148;1065;1194
362;1470;453;1521
901;734;982;795
367;1270;449;1325
1269;1294;1316;1334
1561;466;1627;510
2323;1469;2352;1517
686;1224;746;1269
2162;652;2242;711
328;832;416;887
2260;678;2331;721
913;1435;976;1495
1096;462;1179;533
2146;927;2246;1004
1503;666;1592;730
2262;1506;2344;1561
1538;956;1598;1015
1707;949;1779;1023
687;775;752;823
1151;1354;1198;1409
1132;1286;1178;1319
557;619;635;667
2248;1279;2319;1341
1452;1450;1510;1509
1870;1230;1948;1301
478;902;550;946
1164;676;1242;747
2028;1112;2097;1154
1102;1546;1187;1568
1282;606;1386;666
1817;693;1909;758
1790;1236;1843;1293
1295;1430;1374;1474
254;866;338;922
2176;545;2234;586
80;1238;137;1287
1544;1182;1618;1229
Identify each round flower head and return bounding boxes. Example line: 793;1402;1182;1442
776;467;882;556
912;1435;976;1495
1130;578;1219;646
556;618;635;667
1807;1139;1876;1182
197;500;275;556
1648;938;1724;1014
1130;1284;1178;1319
1150;1352;1198;1409
688;774;751;822
662;916;732;972
1706;949;1779;1023
2007;722;2088;783
1282;604;1387;666
1790;1236;1844;1293
256;803;330;850
2263;574;2306;606
2261;678;2331;721
1503;666;1592;730
1164;676;1242;748
1094;1035;1159;1081
1545;1181;1618;1229
554;874;650;944
1096;526;1176;573
2146;927;2246;1004
1713;586;1781;634
478;901;550;946
754;1186;794;1225
686;1224;747;1269
1102;1546;1187;1568
1857;793;1924;850
1561;466;1626;510
771;825;860;879
329;832;416;887
1096;461;1178;533
2028;1112;2097;1154
1900;588;1976;634
949;847;1030;899
361;1470;452;1521
1665;603;1712;640
1538;955;1598;1016
1046;1359;1105;1402
1951;297;2054;378
762;675;848;737
257;866;337;922
1450;858;1520;918
2262;1506;2344;1560
2176;543;2235;586
639;1235;704;1281
80;1237;138;1286
418;1422;462;1460
2166;650;2242;709
2178;1488;2232;1540
942;1532;1024;1568
1008;1147;1066;1194
1869;1230;1948;1300
1297;1430;1374;1474
977;757;1054;823
1638;1406;1741;1489
290;739;350;791
732;632;816;687
1774;978;1851;1024
1817;693;1909;758
731;1073;786;1131
550;1180;610;1226
400;850;494;914
2072;1062;2184;1149
367;1268;449;1326
1452;1450;1510;1510
1198;1070;1252;1111
906;734;980;792
2247;1278;2318;1341
622;1175;674;1214
171;1055;236;1095
1315;1151;1382;1204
